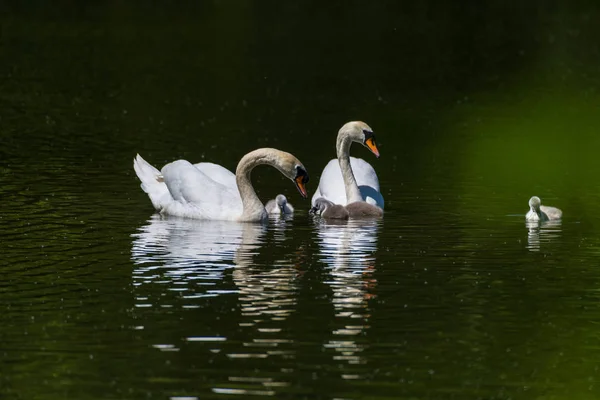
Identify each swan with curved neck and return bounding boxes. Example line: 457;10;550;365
311;121;384;218
134;148;308;222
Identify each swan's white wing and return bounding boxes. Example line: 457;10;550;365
193;162;236;189
312;157;384;208
160;160;243;220
312;159;346;206
133;154;174;211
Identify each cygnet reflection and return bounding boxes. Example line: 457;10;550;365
313;218;381;365
526;219;562;252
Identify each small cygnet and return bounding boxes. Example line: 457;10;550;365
310;198;349;220
526;196;562;221
345;201;384;218
265;194;294;215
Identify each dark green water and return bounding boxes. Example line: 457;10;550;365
2;2;600;399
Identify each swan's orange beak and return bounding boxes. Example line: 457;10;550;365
294;176;308;198
365;137;380;158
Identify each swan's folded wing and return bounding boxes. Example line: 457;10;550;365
161;160;242;210
193;162;237;189
349;157;380;191
316;157;382;207
315;159;348;205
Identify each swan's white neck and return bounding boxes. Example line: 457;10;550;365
336;132;363;204
235;149;275;222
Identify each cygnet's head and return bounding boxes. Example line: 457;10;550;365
310;198;334;215
337;121;380;158
529;196;542;210
275;194;288;209
310;198;349;219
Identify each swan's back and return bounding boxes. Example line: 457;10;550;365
193;162;237;189
313;157;383;207
160;160;243;220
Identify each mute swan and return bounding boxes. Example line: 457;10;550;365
133;148;309;222
311;121;384;218
265;194;294;215
310;198;349;220
526;196;562;222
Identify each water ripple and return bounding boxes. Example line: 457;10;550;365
131;215;267;306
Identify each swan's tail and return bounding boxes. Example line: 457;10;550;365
133;154;171;211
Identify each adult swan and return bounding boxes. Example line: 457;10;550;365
134;148;309;222
311;121;383;217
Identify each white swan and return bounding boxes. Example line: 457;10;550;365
311;121;383;208
133;148;309;222
526;196;562;222
265;194;294;215
311;121;384;217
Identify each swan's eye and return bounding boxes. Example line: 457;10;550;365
362;129;380;158
295;166;309;183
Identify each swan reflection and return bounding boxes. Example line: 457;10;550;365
313;218;380;365
131;214;266;306
131;214;302;363
526;220;562;252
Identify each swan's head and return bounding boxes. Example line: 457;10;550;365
277;152;309;198
293;165;309;198
272;153;309;198
339;121;380;158
529;196;542;210
275;194;288;207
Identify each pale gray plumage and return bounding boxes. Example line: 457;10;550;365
310;198;349;220
345;201;384;218
526;196;562;222
265;194;294;215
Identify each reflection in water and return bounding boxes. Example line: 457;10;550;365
131;214;266;306
526;220;562;252
131;214;302;395
269;214;295;244
227;215;303;393
314;218;380;367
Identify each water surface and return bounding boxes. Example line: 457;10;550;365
2;2;600;399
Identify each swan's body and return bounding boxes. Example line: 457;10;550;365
311;121;384;219
265;194;294;215
310;198;349;220
311;158;383;207
311;121;383;209
134;148;308;222
193;162;237;189
526;196;562;222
